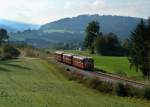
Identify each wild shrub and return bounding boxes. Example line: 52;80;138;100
125;85;144;98
85;77;113;93
68;76;74;81
144;86;150;100
1;45;20;60
71;72;85;83
88;77;102;89
97;82;113;93
115;82;129;97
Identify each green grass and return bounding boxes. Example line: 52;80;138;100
0;58;149;107
66;50;143;79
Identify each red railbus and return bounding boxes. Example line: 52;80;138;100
54;51;94;71
62;53;74;65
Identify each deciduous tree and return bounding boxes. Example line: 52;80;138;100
84;21;101;54
0;28;9;46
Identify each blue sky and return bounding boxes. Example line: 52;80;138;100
0;0;149;24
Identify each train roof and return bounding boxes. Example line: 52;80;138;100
55;51;64;54
73;55;93;60
63;53;74;57
55;51;93;60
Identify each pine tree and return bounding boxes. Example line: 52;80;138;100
129;19;150;78
146;17;150;77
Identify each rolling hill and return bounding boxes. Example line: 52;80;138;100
41;15;146;38
10;15;147;48
0;19;40;32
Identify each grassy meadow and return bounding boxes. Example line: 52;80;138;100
0;58;149;107
66;50;143;79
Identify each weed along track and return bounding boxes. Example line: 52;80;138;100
56;61;146;89
93;71;146;88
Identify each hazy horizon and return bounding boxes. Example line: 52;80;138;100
0;0;149;24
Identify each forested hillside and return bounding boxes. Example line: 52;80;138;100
41;15;146;38
10;15;147;48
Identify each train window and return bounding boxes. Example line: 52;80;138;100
84;59;93;64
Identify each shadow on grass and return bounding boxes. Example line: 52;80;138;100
2;63;31;70
0;60;32;72
0;60;23;63
0;67;10;72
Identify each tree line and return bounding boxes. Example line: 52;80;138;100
84;18;150;78
84;21;129;56
0;28;20;60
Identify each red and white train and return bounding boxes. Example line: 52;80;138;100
54;51;94;70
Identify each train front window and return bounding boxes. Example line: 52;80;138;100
84;59;93;64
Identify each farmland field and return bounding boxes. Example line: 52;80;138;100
66;50;143;79
0;58;149;107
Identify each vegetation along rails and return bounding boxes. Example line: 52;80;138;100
54;51;147;89
93;71;146;88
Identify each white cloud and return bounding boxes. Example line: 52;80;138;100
64;0;105;12
0;0;149;24
63;0;106;18
92;0;105;9
0;0;58;24
104;0;150;18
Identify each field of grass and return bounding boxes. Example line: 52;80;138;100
66;50;143;79
0;58;149;107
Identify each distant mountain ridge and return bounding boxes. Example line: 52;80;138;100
10;15;147;48
0;19;40;32
41;15;146;38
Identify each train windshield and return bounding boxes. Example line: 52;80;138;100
84;59;94;64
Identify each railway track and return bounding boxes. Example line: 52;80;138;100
93;71;146;88
57;61;148;89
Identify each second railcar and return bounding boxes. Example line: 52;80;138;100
63;53;74;65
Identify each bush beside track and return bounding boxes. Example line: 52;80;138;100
53;59;150;100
